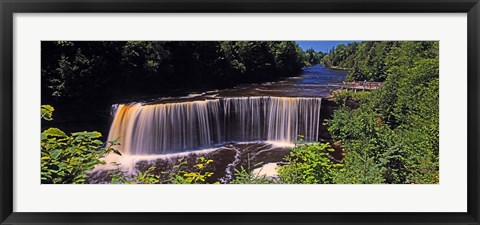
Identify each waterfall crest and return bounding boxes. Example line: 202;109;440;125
107;96;322;155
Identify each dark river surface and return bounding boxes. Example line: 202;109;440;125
143;64;348;104
219;64;347;98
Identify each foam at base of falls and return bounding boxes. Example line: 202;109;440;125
88;141;292;184
108;96;322;155
92;147;220;175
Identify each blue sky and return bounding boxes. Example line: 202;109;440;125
296;41;358;53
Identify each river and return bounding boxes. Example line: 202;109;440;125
89;64;347;183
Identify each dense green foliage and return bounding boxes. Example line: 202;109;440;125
41;105;121;184
326;41;439;184
42;41;309;100
278;141;340;184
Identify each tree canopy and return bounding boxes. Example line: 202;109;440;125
326;41;439;183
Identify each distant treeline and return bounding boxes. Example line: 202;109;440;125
41;41;324;101
321;41;439;82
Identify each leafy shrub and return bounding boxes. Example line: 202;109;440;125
41;129;120;184
40;105;120;184
167;157;216;184
327;105;384;141
333;140;386;184
278;140;341;184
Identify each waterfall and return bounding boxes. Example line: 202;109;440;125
107;96;322;155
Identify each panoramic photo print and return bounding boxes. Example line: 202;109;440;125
41;41;439;184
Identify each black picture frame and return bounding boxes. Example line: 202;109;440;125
1;0;479;224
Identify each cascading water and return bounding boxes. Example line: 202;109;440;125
107;96;322;155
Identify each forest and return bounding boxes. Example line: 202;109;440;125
323;41;439;183
41;41;438;184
